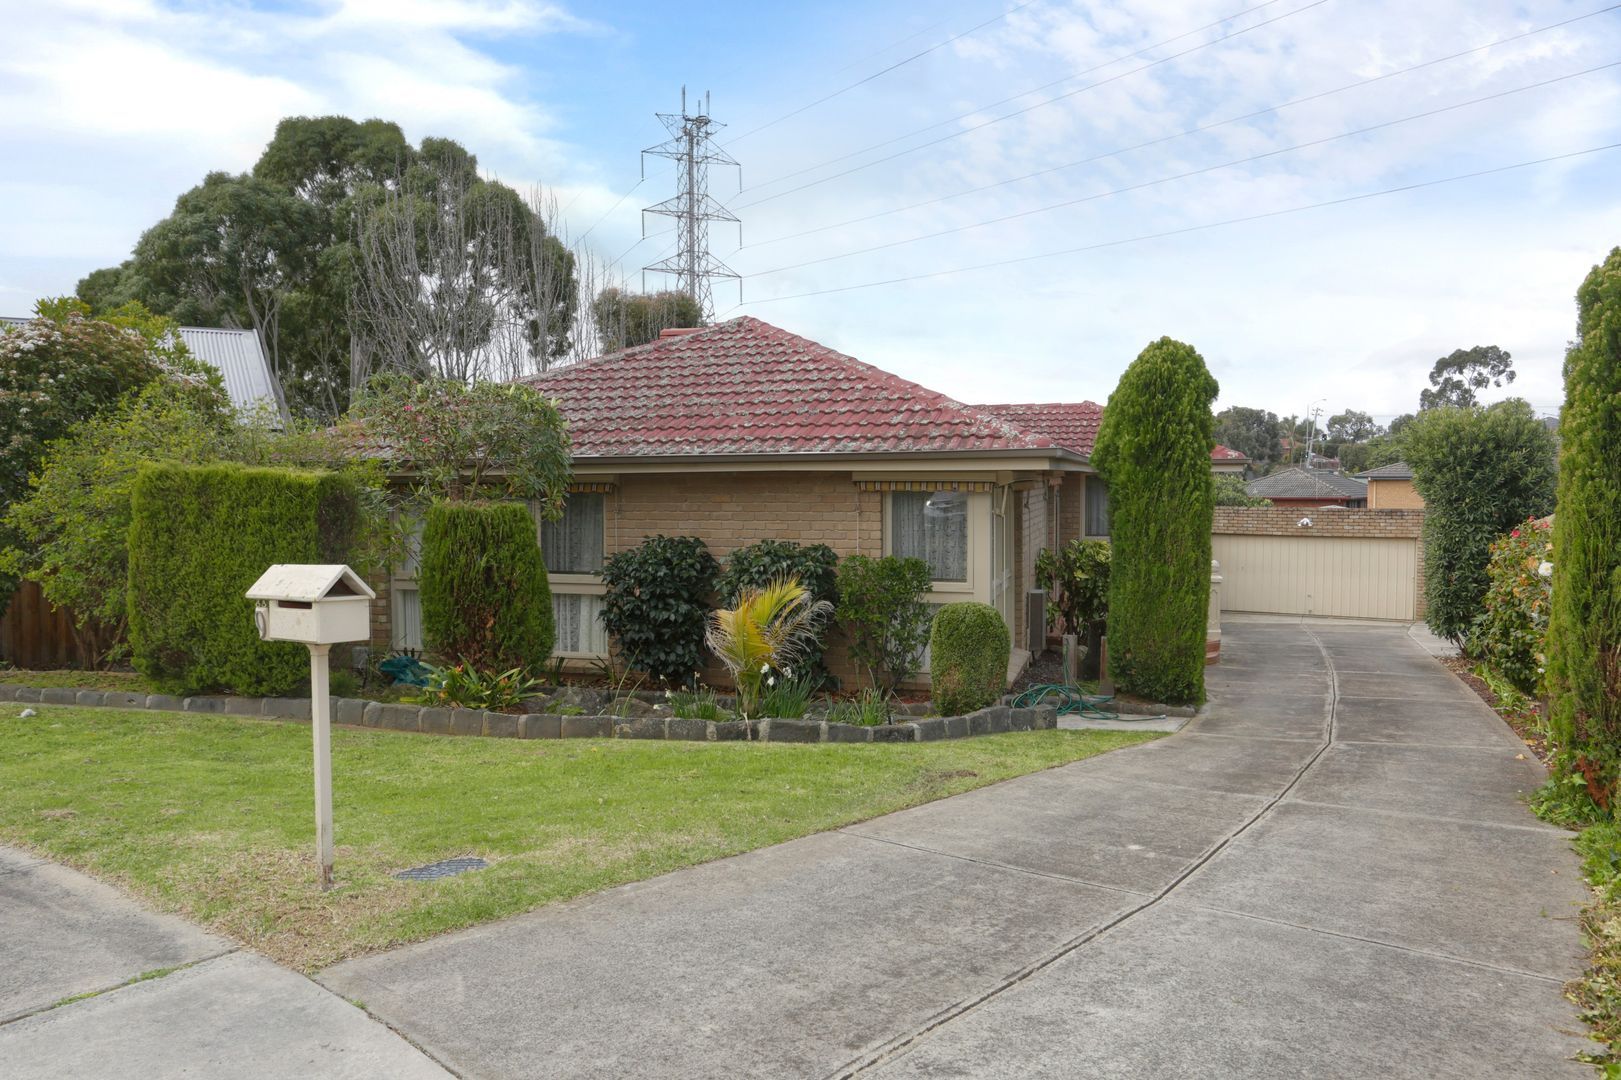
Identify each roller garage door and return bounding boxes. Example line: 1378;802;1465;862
1212;533;1418;621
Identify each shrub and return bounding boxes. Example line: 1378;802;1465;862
668;686;730;721
1466;518;1552;694
1405;399;1556;643
127;463;360;695
419;501;554;673
717;540;840;676
705;578;832;718
835;555;933;694
759;672;820;719
1090;337;1219;706
827;687;892;727
600;535;719;685
929;602;1011;716
1034;539;1111;636
1546;246;1621;798
418;663;542;712
1212;473;1268;507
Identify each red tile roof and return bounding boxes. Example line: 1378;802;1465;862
976;402;1104;457
523;317;1062;459
1212;444;1250;461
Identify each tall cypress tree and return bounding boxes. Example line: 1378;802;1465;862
1091;337;1219;706
1546;247;1621;798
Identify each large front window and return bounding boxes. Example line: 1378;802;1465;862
540;493;604;574
892;491;968;582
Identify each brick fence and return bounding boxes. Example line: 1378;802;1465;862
1212;506;1427;618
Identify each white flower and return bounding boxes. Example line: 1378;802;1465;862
784;667;794;679
767;676;776;687
760;663;770;674
1538;561;1554;579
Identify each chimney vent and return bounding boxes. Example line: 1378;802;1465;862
658;327;703;339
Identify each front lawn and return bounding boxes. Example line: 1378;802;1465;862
0;705;1156;971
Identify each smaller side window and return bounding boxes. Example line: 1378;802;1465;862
539;493;605;575
1085;478;1111;538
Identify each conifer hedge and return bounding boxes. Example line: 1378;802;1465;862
1090;337;1218;706
128;463;360;695
419;501;554;673
1546;247;1621;793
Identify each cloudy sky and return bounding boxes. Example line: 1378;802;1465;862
4;0;1619;423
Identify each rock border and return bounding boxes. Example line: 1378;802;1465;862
0;684;1057;744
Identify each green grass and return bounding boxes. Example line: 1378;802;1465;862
1;669;152;692
0;704;1157;972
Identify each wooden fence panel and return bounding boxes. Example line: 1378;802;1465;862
0;580;89;669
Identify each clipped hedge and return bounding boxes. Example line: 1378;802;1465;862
929;602;1010;717
1090;337;1218;706
600;535;719;685
1547;246;1621;793
419;501;554;673
128;463;360;695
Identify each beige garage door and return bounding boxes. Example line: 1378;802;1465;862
1213;534;1418;621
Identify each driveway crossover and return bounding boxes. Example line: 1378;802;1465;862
320;618;1591;1078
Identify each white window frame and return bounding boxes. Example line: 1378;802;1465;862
532;496;610;660
390;512;425;651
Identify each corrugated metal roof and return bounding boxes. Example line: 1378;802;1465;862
1;317;284;416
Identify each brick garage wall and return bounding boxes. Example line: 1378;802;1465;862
1212;506;1427;616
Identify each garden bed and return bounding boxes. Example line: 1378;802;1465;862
0;681;1057;743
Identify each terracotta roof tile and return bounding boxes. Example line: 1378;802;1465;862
523;317;1060;458
976;402;1103;457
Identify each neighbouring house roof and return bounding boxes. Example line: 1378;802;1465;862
1247;467;1368;501
1;316;285;416
1212;444;1250;463
1356;461;1414;480
522;316;1066;460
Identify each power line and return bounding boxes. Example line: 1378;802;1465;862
732;0;1308;205
570;176;646;249
725;1;1039;145
728;141;1621;308
743;60;1620;279
743;5;1621;250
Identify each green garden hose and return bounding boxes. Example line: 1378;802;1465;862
1012;684;1167;722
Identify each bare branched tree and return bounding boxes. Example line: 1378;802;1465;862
349;161;580;389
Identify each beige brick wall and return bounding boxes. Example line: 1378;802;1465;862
1212;506;1427;616
609;472;881;560
1058;474;1084;544
1367;478;1425;510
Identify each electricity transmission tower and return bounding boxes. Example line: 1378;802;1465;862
641;88;741;320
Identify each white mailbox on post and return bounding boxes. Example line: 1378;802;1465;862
247;564;374;645
246;564;375;891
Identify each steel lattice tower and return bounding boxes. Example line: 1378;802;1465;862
641;88;740;320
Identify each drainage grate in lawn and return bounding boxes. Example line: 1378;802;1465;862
394;857;488;882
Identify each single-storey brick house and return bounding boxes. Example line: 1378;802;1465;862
1356;461;1424;509
372;317;1221;685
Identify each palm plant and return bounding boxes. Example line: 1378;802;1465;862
705;577;833;722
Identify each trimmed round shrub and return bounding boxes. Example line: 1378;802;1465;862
419;501;554;672
929;602;1010;717
1090;336;1218;706
600;535;719;685
1547;246;1621;796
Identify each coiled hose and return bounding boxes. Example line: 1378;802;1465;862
1012;684;1167;722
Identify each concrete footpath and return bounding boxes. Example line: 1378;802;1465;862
320;619;1593;1078
0;849;448;1078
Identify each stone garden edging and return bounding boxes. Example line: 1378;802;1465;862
0;683;1058;744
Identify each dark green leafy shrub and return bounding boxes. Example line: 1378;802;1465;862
929;602;1010;716
1034;539;1111;635
1212;473;1268;507
127;463;360;695
835;555;933;694
1091;337;1219;706
717;540;840;676
599;535;719;685
1547;246;1621;798
419;501;554;673
1405;399;1556;644
1466;518;1552;694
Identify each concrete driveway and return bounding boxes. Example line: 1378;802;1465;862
321;618;1593;1078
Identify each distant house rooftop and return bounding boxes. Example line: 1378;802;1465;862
1;317;285;417
1356;461;1414;480
1247;466;1368;502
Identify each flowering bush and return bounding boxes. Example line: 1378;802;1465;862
1467;516;1553;694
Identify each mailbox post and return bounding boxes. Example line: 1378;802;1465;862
246;564;376;890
